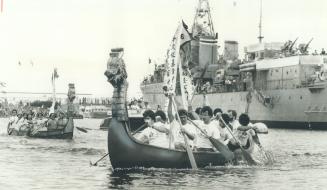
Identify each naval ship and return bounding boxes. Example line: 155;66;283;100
140;0;327;129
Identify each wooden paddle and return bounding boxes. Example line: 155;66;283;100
187;119;234;161
218;116;257;166
171;98;198;170
76;126;88;133
90;153;109;166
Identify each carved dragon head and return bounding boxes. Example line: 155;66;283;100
67;83;76;103
104;48;127;88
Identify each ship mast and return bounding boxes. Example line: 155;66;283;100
191;0;215;39
258;0;264;43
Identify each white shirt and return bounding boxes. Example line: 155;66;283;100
151;122;170;148
230;119;240;132
194;120;221;149
135;122;170;148
170;120;197;147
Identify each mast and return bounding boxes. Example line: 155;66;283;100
191;0;215;39
258;0;264;43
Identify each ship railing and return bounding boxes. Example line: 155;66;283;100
253;89;274;108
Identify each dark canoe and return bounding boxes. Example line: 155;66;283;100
8;117;74;139
108;118;228;169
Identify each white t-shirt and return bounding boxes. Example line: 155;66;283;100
135;122;170;148
170;120;197;147
230;119;240;132
151;122;170;148
194;120;221;149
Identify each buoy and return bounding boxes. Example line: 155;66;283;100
253;122;268;134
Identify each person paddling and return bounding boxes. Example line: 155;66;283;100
227;113;262;163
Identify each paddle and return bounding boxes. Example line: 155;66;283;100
187;119;234;161
131;124;147;135
90;153;109;166
171;98;198;170
76;126;88;133
218;116;257;165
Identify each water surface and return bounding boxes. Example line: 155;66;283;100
1;118;326;189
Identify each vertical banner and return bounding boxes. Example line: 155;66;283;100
179;63;194;110
163;24;182;96
163;21;193;112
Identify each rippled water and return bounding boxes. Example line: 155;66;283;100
1;118;327;190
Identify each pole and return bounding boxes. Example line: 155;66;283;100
171;97;198;169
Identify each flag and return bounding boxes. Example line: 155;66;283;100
0;81;6;87
180;20;192;48
53;68;59;79
51;68;59;81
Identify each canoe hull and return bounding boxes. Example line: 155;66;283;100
108;118;228;169
8;117;74;139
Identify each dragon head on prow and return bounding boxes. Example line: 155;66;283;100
104;48;127;88
104;48;129;121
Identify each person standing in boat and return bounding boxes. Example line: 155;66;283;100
135;110;170;148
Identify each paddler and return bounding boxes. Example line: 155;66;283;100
227;113;263;163
135;110;170;148
46;113;57;131
56;111;68;130
190;106;221;152
169;109;197;150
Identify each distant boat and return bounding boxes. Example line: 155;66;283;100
7;117;74;139
7;83;77;139
81;105;111;119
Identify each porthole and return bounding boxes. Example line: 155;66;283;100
300;96;302;99
289;96;291;100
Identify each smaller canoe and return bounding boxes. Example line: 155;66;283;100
8;117;74;139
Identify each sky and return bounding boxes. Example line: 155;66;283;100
0;0;326;99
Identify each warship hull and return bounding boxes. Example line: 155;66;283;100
141;82;327;129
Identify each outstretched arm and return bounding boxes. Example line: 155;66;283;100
188;100;200;120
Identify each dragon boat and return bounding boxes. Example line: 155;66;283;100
105;48;229;169
7;84;76;139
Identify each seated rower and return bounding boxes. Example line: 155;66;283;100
228;110;240;131
217;113;233;145
227;113;262;154
46;113;57;131
135;110;170;148
151;110;170;148
190;106;221;152
8;109;18;126
56;112;68;130
169;109;197;150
